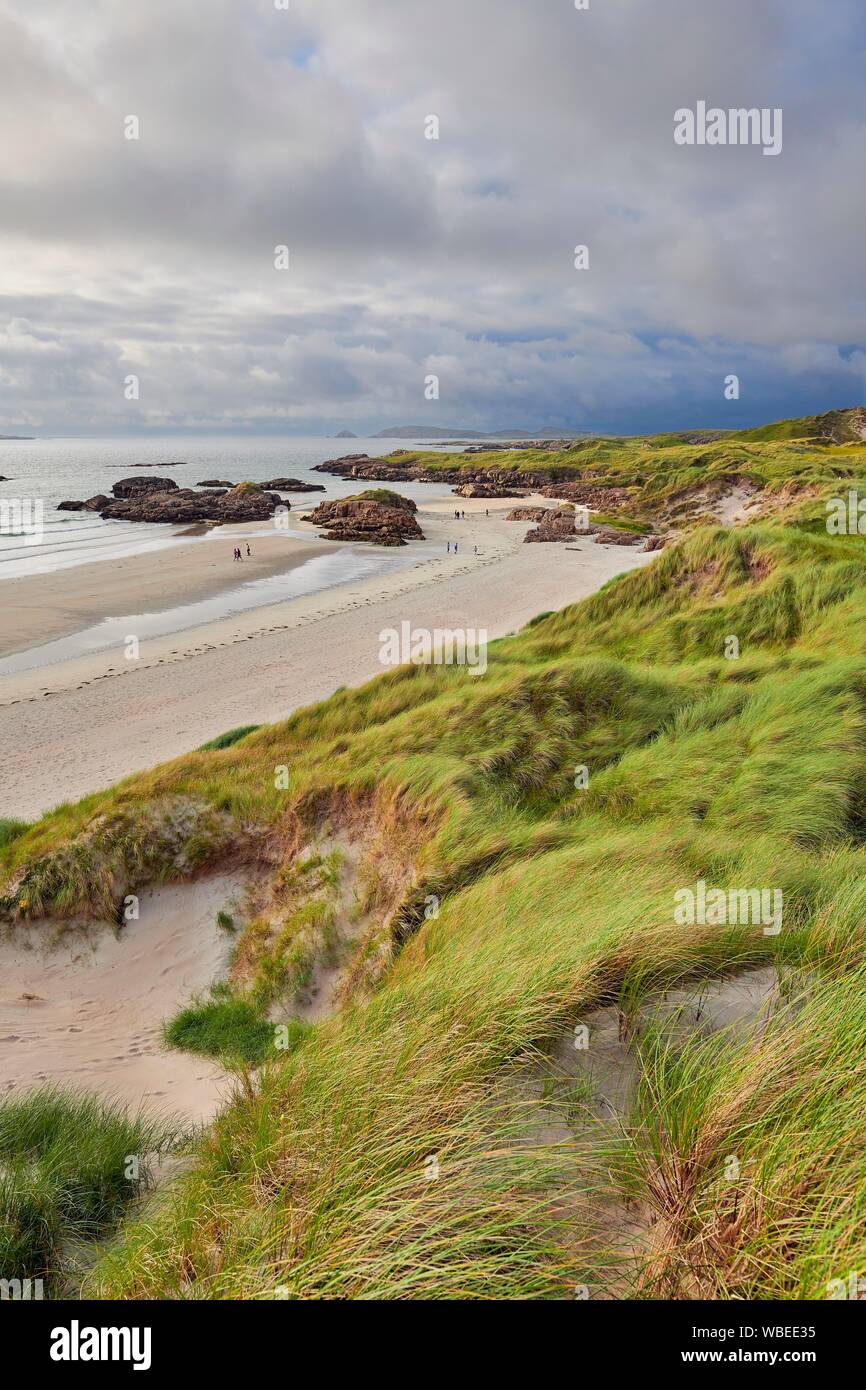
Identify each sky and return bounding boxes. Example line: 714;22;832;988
0;0;864;437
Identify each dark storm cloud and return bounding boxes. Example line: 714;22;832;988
0;0;863;433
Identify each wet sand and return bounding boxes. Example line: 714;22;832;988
0;525;333;657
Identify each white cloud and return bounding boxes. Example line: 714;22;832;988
0;0;863;432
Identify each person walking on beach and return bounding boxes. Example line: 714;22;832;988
246;543;251;557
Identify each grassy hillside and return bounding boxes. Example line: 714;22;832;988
4;415;866;1298
388;405;866;526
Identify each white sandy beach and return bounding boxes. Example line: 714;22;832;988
1;493;652;821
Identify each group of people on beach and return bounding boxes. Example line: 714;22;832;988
232;544;251;561
445;503;492;556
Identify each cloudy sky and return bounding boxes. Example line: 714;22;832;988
1;0;864;436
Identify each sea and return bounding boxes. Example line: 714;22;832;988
0;435;447;578
0;436;453;671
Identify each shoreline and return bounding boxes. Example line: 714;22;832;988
0;521;335;659
2;496;652;820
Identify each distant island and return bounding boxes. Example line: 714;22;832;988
373;425;581;440
333;430;358;438
0;434;34;440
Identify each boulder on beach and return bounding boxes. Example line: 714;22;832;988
590;526;644;547
506;506;549;522
303;491;423;546
453;481;525;498
523;509;583;543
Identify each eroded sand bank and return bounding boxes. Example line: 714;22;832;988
0;875;244;1122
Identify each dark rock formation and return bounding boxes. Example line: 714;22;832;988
506;506;549;522
523;509;646;547
541;481;633;508
111;476;179;499
100;483;283;524
453;481;526;498
57;473;293;524
259;478;326;492
590;526;644;547
642;535;667;551
303;495;424;546
58;495;112;512
523;510;582;543
197;479;235;488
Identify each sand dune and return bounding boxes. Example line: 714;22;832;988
0;875;242;1121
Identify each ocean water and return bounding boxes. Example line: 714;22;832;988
0;435;446;579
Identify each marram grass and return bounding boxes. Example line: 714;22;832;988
5;423;866;1298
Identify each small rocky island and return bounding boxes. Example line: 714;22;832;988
59;476;287;524
303;490;424;546
58;475;326;525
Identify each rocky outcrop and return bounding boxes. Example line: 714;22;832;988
198;479;235;488
303;495;424;546
259;477;326;492
522;509;646;547
590;526;644;547
541;481;633;508
100;483;283;524
642;535;667;552
523;509;584;543
311;454;640;510
111;476;179;498
57;494;112;512
506;506;549;522
454;481;526;498
59;481;286;525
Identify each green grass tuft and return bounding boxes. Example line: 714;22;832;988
197;725;260;752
